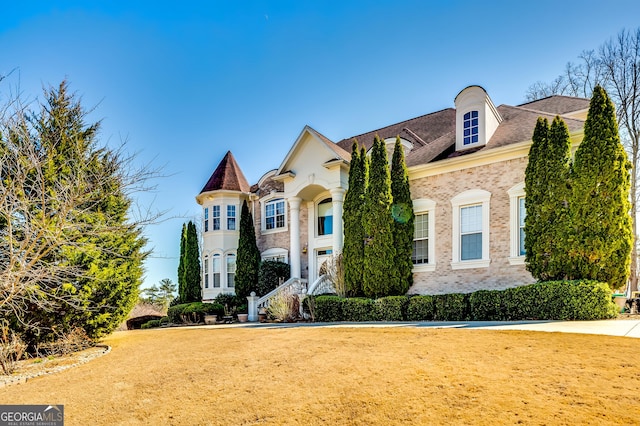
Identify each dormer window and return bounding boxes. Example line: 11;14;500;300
463;111;479;145
454;86;502;152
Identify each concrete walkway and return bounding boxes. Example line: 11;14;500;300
200;319;640;338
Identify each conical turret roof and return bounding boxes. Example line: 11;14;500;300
200;151;250;194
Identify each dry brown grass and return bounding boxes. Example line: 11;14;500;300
0;326;639;425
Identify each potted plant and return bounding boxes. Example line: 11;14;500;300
203;302;223;325
236;304;249;323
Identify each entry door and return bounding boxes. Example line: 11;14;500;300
315;248;333;279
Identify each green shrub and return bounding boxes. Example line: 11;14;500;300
433;293;469;321
141;319;162;329
406;295;435;321
167;302;224;324
469;290;504;320
202;303;224;316
342;298;376;322
468;280;617;321
167;303;189;323
314;296;344;322
213;293;237;310
375;296;409;321
258;260;291;297
159;316;170;325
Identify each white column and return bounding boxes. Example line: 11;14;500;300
330;188;346;253
288;196;302;278
247;292;259;322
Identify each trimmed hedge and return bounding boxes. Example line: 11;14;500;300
343;298;377;322
407;295;435;320
167;302;224;324
314;296;344;322
375;296;409;321
309;280;617;322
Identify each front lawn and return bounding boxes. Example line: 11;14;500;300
0;326;636;425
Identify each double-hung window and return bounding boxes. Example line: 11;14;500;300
460;205;482;260
212;206;221;230
518;197;526;256
204;207;209;232
412;213;429;265
226;254;236;288
227;205;236;230
451;189;491;269
266;199;285;230
411;199;436;272
212;254;221;287
203;257;209;288
507;183;526;264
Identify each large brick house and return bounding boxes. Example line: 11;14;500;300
196;85;589;300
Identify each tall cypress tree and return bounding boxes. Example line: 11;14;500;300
568;85;633;289
186;221;202;302
342;141;367;296
390;137;414;294
524;116;572;281
177;223;187;303
524;117;549;279
235;199;261;299
363;136;396;298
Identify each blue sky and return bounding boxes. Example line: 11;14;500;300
2;1;639;288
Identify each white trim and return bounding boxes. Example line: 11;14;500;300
507;182;526;265
451;189;491;270
412;198;436;273
261;247;289;263
260;195;288;234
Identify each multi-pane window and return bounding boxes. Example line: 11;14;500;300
204;207;209;232
266;199;286;230
463;111;479;145
460;205;482;260
212;254;221;288
317;198;333;236
412;213;429;265
227;205;236;230
204;257;209;288
518;196;526;256
226;254;236;288
212;205;221;230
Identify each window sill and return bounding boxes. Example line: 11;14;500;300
508;256;525;266
413;263;436;273
451;259;491;270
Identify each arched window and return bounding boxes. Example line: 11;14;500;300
204;256;209;288
317;198;333;236
226;254;236;288
212;254;221;288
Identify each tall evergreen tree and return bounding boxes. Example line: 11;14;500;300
235;200;261;299
177;223;187;303
524;116;572;281
568;85;633;289
524;117;549;278
390;137;414;294
342;141;368;296
363;136;396;297
1;81;148;343
182;221;202;302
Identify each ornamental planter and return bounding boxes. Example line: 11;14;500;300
204;314;217;325
237;313;249;323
